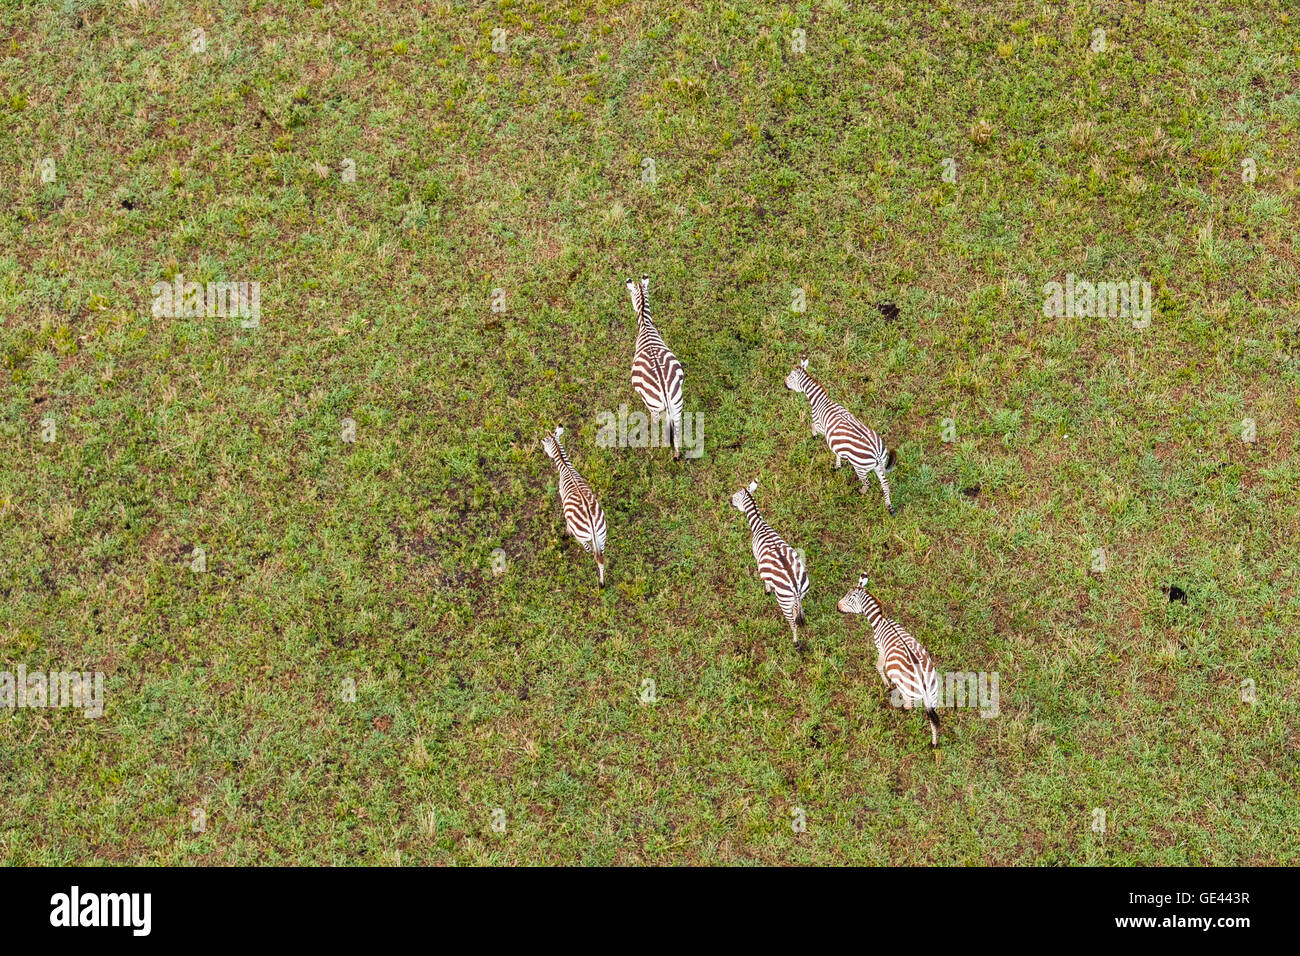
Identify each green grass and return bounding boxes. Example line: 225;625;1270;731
2;0;1298;864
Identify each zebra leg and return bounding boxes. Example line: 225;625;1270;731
876;466;896;516
834;453;842;470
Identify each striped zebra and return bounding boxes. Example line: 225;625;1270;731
730;480;810;644
626;273;685;460
785;357;896;515
541;426;607;587
837;575;940;747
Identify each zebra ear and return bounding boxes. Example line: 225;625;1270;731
800;357;809;370
747;480;758;493
858;574;869;587
555;426;564;438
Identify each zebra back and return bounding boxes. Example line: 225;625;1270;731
875;618;939;710
798;366;886;463
733;482;810;604
627;275;685;457
542;428;607;562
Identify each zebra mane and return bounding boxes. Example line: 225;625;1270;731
797;362;824;398
546;426;572;467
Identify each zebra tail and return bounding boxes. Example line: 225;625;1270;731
885;448;897;471
795;601;805;627
669;414;683;459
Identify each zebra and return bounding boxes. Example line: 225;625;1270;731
785;357;896;515
541;426;607;587
626;273;685;460
730;480;810;644
836;575;940;747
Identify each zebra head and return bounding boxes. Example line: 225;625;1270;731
836;574;880;615
730;480;758;512
625;273;649;318
541;426;564;463
784;357;811;392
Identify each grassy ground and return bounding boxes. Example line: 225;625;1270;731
1;1;1298;865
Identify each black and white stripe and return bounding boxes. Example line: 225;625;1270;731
731;480;810;644
541;426;608;586
627;273;685;460
837;575;940;746
785;357;896;514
